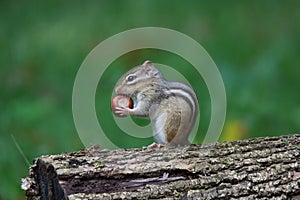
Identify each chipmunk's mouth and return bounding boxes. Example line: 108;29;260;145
114;90;134;98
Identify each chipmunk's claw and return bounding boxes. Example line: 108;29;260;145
114;106;130;117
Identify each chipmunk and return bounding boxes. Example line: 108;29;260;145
113;60;199;145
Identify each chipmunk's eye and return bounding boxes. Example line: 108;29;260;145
126;75;136;82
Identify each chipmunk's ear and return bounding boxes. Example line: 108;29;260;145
142;60;154;68
142;60;162;78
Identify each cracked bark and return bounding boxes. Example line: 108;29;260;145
21;134;300;199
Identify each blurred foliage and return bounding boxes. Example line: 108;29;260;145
1;0;300;199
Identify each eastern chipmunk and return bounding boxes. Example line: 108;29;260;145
113;61;199;145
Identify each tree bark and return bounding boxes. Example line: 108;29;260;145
21;134;300;199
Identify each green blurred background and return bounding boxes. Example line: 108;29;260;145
1;0;300;199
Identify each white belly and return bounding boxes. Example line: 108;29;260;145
150;111;167;144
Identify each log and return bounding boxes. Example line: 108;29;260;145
21;134;300;199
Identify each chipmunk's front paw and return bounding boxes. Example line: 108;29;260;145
111;95;133;117
114;107;131;117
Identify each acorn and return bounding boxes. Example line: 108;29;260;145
111;95;133;117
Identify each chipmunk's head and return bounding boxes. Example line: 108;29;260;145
114;60;164;96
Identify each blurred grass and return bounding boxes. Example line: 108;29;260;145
1;0;300;199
